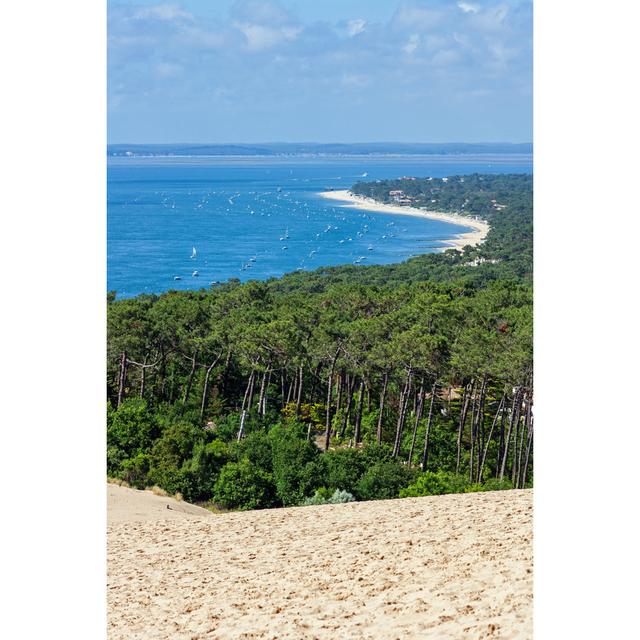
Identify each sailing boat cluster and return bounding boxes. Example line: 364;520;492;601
174;246;198;281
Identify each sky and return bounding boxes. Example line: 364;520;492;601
108;0;532;143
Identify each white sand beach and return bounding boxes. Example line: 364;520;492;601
108;484;532;639
320;189;489;251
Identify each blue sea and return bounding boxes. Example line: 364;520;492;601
107;154;532;298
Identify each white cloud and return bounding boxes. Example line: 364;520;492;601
347;19;366;37
133;4;192;22
403;34;420;55
235;22;302;51
457;2;480;14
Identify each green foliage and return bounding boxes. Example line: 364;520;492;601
106;174;533;510
183;440;230;501
231;431;273;472
119;453;151;489
212;460;277;510
481;477;514;492
323;448;365;495
270;426;320;506
107;399;158;474
399;471;470;497
355;461;416;501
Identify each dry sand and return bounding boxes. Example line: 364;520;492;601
108;484;532;639
320;189;489;251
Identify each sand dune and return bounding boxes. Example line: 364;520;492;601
108;485;532;639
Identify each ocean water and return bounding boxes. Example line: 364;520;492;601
107;154;532;297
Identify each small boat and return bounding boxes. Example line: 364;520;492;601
361;172;368;177
173;276;182;281
191;246;197;259
368;245;373;251
282;246;288;250
192;271;199;277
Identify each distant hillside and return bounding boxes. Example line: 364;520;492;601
107;142;533;157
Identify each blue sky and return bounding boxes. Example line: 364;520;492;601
108;0;532;143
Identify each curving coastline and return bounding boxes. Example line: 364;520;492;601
320;189;489;251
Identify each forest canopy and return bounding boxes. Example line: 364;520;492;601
107;174;533;510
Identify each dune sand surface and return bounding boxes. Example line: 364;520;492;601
108;484;532;639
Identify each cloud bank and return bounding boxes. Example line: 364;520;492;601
108;0;532;142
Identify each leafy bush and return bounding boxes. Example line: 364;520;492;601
399;471;470;497
355;461;415;501
481;477;514;492
107;399;158;473
119;453;151;489
231;431;273;472
270;425;320;505
323;448;364;495
212;460;277;510
182;440;229;501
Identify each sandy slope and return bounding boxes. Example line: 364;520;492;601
319;189;490;251
108;486;532;639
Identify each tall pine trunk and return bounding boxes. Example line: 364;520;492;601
117;351;128;407
407;378;425;466
392;368;412;458
420;379;438;471
376;371;389;445
353;379;365;445
478;392;506;483
324;350;340;451
456;381;473;474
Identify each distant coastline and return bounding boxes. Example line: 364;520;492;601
107;142;533;158
319;189;489;251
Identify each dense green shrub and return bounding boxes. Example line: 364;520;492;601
270;425;320;505
399;471;470;497
323;448;365;495
231;431;273;472
107;399;158;473
119;453;151;489
182;440;230;501
481;477;514;492
355;461;415;501
212;460;277;510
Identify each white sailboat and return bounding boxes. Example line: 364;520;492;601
191;246;197;259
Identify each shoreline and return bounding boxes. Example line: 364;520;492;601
319;189;489;251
